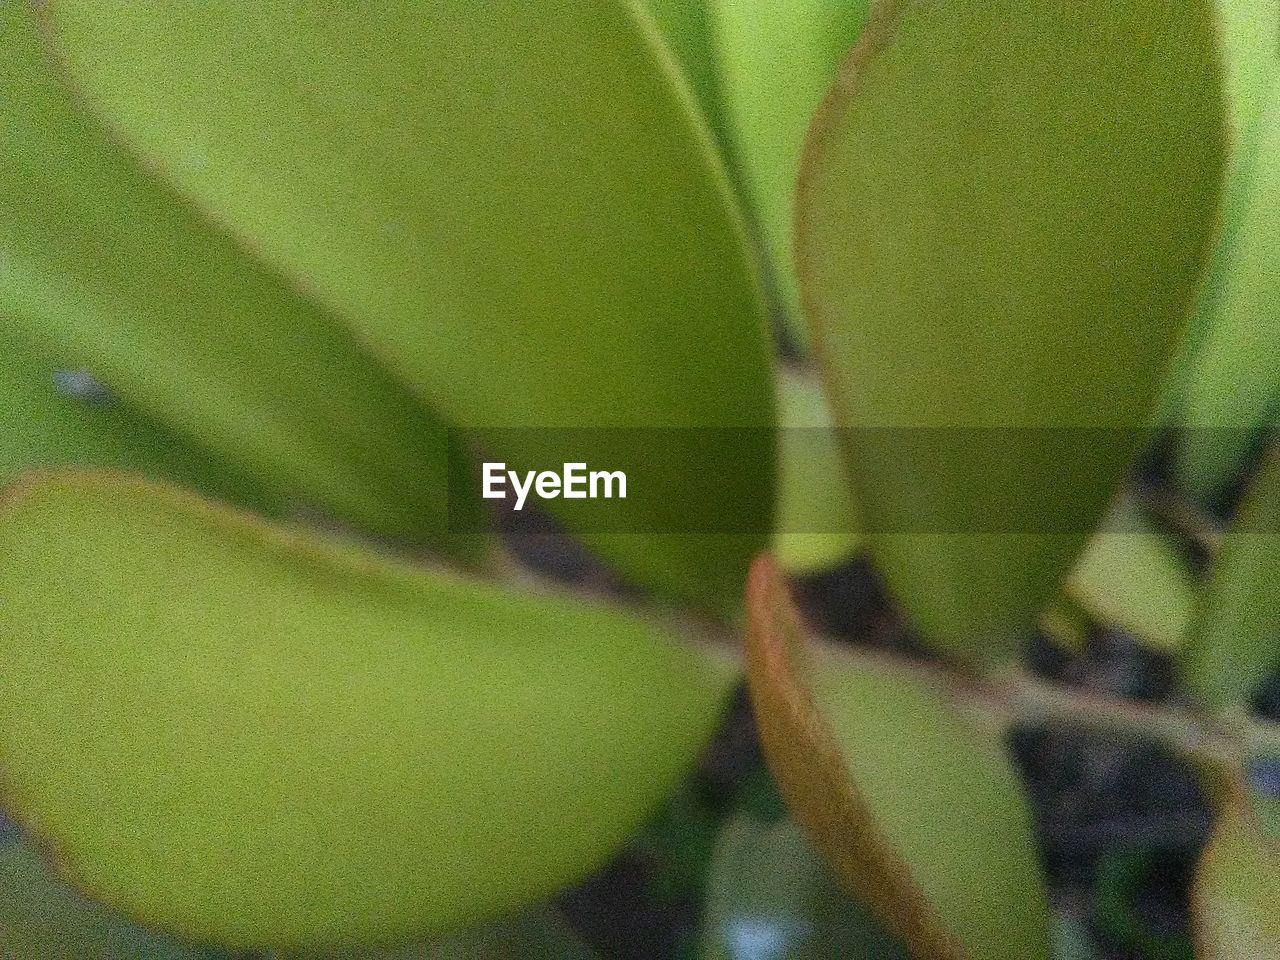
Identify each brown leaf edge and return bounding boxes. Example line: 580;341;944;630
743;553;967;960
1191;777;1280;960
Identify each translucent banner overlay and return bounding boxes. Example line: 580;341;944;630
445;427;1276;534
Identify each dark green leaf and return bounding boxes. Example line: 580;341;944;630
796;0;1226;659
41;0;778;611
2;0;478;551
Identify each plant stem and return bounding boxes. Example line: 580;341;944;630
995;671;1247;773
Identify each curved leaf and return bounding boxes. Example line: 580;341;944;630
1193;792;1280;959
1066;500;1199;652
795;0;1226;659
1182;446;1280;711
0;471;734;950
1177;78;1280;500
744;555;1051;960
643;0;725;143
1159;0;1279;435
0;331;260;508
42;0;777;611
701;815;906;960
710;0;869;352
1;0;477;550
774;369;861;574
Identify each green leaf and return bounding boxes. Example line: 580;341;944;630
1159;0;1279;436
710;0;869;353
1;0;480;552
1176;77;1280;501
0;842;203;959
774;369;861;574
42;0;778;612
702;814;907;960
1193;793;1280;960
1182;447;1280;711
1214;0;1280;161
0;471;734;951
643;0;725;145
795;0;1226;659
1066;500;1199;653
744;556;1052;960
0;331;261;509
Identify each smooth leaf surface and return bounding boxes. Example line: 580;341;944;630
643;0;725;144
43;0;778;611
1193;793;1280;959
1177;77;1280;500
744;556;1051;960
796;0;1226;659
1066;501;1199;652
1182;447;1280;711
774;369;861;574
0;843;202;959
1;0;477;550
0;471;734;951
710;0;869;352
0;332;260;509
1160;0;1279;433
1214;0;1280;161
701;814;906;960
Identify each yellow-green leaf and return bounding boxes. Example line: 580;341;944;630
1;331;260;509
1177;78;1280;501
0;471;734;951
1193;792;1280;959
1182;447;1280;711
796;0;1226;659
1066;500;1199;653
42;0;777;611
774;369;861;574
1;0;476;550
644;0;725;144
710;0;870;352
744;555;1051;960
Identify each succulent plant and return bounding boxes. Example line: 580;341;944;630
1;1;1276;958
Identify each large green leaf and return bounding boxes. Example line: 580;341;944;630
773;369;861;574
1181;447;1280;711
1;0;478;551
1066;499;1199;653
795;0;1226;659
1193;793;1280;959
710;0;869;352
0;843;202;959
744;556;1051;960
701;814;906;960
1177;78;1280;500
42;0;778;611
0;471;734;950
